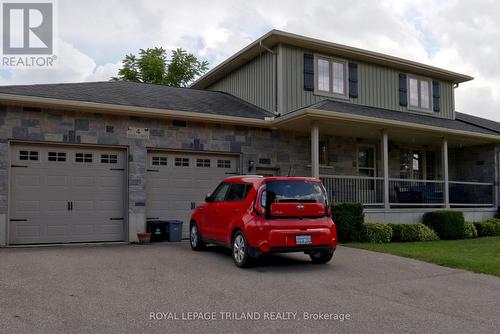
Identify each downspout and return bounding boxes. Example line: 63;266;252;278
259;40;279;116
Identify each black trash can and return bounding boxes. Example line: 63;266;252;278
146;220;167;242
166;220;183;242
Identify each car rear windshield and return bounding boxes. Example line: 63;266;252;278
264;180;327;205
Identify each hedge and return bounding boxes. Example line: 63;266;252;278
484;218;500;235
474;221;497;237
332;202;364;242
422;211;467;239
363;223;392;243
388;223;439;242
464;221;478;238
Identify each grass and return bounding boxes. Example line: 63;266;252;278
345;236;500;277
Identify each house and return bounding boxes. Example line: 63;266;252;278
0;30;499;246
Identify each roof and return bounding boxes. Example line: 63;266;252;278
455;112;500;133
0;81;274;120
302;99;500;136
191;30;473;89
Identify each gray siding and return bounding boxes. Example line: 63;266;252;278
207;51;275;113
278;44;455;119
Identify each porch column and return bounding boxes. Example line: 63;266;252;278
311;121;320;178
442;138;450;208
381;129;390;209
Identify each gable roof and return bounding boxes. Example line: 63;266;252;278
0;81;274;120
191;30;473;89
301;99;500;137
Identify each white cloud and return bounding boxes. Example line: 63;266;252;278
1;0;500;120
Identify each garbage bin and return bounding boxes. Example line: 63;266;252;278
146;220;167;242
166;220;183;242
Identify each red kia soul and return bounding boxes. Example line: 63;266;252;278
189;176;336;267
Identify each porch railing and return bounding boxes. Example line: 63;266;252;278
320;175;495;208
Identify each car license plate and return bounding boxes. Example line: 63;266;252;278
296;235;312;245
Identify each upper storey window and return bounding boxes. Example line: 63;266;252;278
408;75;431;110
315;55;347;97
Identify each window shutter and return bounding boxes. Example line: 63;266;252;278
348;63;358;98
303;54;314;91
399;73;407;106
432;80;440;112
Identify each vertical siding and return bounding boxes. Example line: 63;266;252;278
207;51;275;112
279;44;455;119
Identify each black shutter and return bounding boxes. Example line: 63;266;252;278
348;63;358;98
399;73;407;107
303;54;314;91
432;80;440;112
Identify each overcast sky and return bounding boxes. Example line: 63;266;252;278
1;0;499;121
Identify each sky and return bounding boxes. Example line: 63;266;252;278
1;0;500;121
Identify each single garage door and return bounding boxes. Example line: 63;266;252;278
9;144;126;245
146;151;239;238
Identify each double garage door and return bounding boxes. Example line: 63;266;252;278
9;144;126;245
146;151;239;238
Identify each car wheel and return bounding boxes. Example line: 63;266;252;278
190;222;205;251
309;248;334;264
232;231;253;268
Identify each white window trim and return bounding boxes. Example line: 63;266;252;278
313;54;349;99
407;74;433;113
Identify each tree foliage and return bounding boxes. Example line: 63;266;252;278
113;47;208;87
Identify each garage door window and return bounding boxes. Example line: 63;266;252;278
75;153;92;163
48;152;66;162
152;156;167;166
19;150;38;161
217;159;231;168
196;158;210;167
101;154;118;164
175;157;189;167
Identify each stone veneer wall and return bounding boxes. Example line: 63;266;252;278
0;105;310;245
448;144;496;182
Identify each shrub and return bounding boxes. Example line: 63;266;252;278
422;211;467;239
484;218;500;236
363;223;392;243
332;202;364;242
388;223;438;242
474;221;497;237
464;221;478;238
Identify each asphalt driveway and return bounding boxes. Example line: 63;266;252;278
0;242;499;334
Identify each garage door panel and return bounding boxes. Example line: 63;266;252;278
47;200;68;212
16;174;41;186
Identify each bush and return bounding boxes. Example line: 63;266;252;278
484;218;500;235
332;202;364;242
422;211;467;239
363;223;392;243
474;221;497;237
464;221;478;238
388;223;438;242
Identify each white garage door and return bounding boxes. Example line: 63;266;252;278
146;151;239;238
9;144;126;245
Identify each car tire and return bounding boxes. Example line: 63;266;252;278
309;248;334;264
190;222;205;251
232;231;253;268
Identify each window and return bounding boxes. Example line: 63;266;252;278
408;75;431;110
101;154;118;164
75;153;92;163
264;180;327;210
48;152;66;162
212;183;231;202
196;159;210;168
319;141;328;165
315;56;346;96
426;151;436;180
152;156;167;166
217;159;231;168
174;157;189;167
400;150;423;179
225;183;252;202
19;150;38;161
357;146;375;177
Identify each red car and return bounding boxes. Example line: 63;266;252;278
189;176;336;267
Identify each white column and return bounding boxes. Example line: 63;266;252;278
311;121;320;178
442;138;450;208
381;129;390;209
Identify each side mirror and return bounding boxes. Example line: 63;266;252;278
205;193;213;203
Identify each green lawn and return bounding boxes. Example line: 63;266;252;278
346;236;500;277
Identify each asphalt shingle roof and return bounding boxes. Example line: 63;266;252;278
0;81;274;119
307;99;500;136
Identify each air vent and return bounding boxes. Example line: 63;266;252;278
259;158;271;165
172;120;187;127
23;106;42;112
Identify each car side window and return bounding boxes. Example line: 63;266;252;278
225;183;252;202
212;183;230;202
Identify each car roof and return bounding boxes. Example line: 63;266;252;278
223;175;321;184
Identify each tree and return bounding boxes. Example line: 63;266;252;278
113;47;208;87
